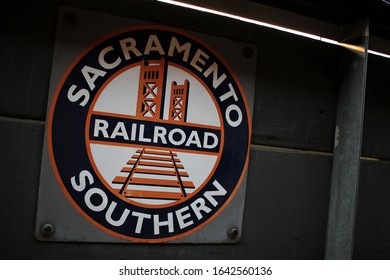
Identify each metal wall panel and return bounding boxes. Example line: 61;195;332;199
0;2;56;120
354;160;390;259
354;42;390;260
252;40;339;152
0;118;45;258
245;148;332;259
362;56;390;159
1;0;389;260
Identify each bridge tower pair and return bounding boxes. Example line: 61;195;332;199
136;58;189;122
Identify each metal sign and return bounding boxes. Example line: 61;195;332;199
36;6;256;243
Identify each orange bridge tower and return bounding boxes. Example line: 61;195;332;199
168;80;190;122
136;58;167;120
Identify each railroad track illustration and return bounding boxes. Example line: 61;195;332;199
112;148;195;203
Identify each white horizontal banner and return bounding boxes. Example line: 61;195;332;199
1;260;389;280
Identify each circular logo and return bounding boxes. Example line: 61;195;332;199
48;26;251;242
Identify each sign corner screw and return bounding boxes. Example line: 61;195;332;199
41;223;55;237
228;226;239;239
63;13;77;27
242;47;254;59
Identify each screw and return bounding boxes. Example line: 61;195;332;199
242;47;254;59
63;13;77;27
41;223;55;237
228;227;239;239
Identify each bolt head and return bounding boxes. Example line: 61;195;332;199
41;223;55;237
63;13;77;27
242;47;254;59
228;227;239;239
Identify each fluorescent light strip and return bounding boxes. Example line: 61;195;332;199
158;0;323;41
158;0;390;59
368;50;390;59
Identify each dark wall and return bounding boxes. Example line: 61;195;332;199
0;0;388;259
354;56;390;259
